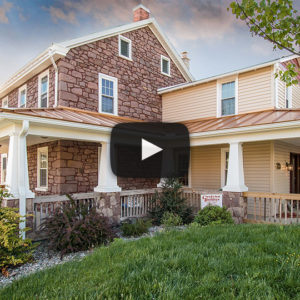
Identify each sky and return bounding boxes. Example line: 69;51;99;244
0;0;295;85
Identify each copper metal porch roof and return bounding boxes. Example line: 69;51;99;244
0;107;300;133
182;109;300;133
0;106;143;128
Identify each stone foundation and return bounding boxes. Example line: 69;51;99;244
222;191;246;224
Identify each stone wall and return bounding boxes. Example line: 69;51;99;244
222;191;246;224
3;66;56;108
28;140;99;196
58;26;186;121
118;177;159;190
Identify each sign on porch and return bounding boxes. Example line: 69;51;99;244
201;194;222;208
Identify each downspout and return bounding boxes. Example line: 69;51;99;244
49;51;58;107
18;120;29;239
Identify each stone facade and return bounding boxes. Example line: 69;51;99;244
58;26;186;121
222;191;246;224
3;66;56;108
28;140;99;196
118;177;159;190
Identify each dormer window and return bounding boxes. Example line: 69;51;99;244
119;35;132;60
161;55;170;76
18;85;27;108
221;81;236;116
38;70;49;108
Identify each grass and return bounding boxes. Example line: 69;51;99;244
1;224;300;299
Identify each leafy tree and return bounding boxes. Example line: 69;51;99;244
229;0;300;86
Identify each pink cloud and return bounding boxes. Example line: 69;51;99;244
0;1;12;24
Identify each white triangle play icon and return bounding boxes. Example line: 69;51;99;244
142;138;163;161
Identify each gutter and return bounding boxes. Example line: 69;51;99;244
49;50;58;107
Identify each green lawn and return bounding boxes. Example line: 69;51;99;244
1;224;300;299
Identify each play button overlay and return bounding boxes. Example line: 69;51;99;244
142;138;163;160
110;122;190;178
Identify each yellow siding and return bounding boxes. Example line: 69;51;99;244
292;84;300;108
190;142;271;192
273;141;300;193
238;67;273;113
277;78;286;108
243;142;271;192
162;81;216;122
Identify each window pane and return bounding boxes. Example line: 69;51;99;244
3;157;6;170
222;98;235;115
41;76;48;94
162;59;169;74
120;39;129;57
41;94;47;108
20;90;26;107
102;79;113;97
222;81;235;99
102;96;113;113
40;169;47;187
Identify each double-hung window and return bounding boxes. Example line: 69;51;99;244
161;55;170;76
1;154;7;184
2;97;8;108
18;85;27;108
286;85;292;108
221;81;236;116
37;147;48;190
38;70;49;108
119;35;132;60
99;73;118;115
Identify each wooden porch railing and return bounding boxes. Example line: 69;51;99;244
243;192;300;224
33;192;96;230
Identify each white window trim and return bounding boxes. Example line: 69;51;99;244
161;55;171;76
36;146;48;191
220;147;229;188
285;84;293;108
98;73;118;115
118;35;132;61
1;153;7;184
2;96;8;108
217;75;238;117
18;84;27;108
38;69;49;108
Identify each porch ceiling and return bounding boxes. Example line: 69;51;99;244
183;109;300;133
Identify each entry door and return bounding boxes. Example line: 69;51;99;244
290;153;300;193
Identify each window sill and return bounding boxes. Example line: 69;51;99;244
161;71;171;77
35;187;48;192
99;110;118;116
119;54;132;61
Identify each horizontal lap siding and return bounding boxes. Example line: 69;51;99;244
238;67;273;113
273;141;300;193
191;145;223;190
162;81;216;122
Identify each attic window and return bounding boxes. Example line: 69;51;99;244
2;97;8;108
161;55;170;76
119;35;132;60
18;84;27;108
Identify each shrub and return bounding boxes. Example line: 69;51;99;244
161;212;182;228
0;188;35;277
121;219;152;237
149;178;193;225
42;196;115;258
193;205;234;226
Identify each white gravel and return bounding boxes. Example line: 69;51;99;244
0;225;186;288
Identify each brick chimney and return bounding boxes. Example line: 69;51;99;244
133;4;150;22
181;51;190;69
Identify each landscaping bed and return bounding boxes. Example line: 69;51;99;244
1;224;300;299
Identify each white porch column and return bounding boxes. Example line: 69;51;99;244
223;142;248;192
94;142;121;192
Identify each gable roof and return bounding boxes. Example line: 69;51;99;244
158;54;300;95
0;18;193;99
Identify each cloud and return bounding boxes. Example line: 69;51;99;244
47;6;78;25
251;39;275;57
0;1;12;24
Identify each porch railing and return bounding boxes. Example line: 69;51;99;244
33;192;96;230
243;192;300;224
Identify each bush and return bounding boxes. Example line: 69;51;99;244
42;196;115;258
149;178;193;225
0;188;35;277
121;219;152;237
161;212;182;228
193;205;234;226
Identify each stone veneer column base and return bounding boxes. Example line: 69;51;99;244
222;191;246;224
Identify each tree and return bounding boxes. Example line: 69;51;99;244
229;0;300;86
